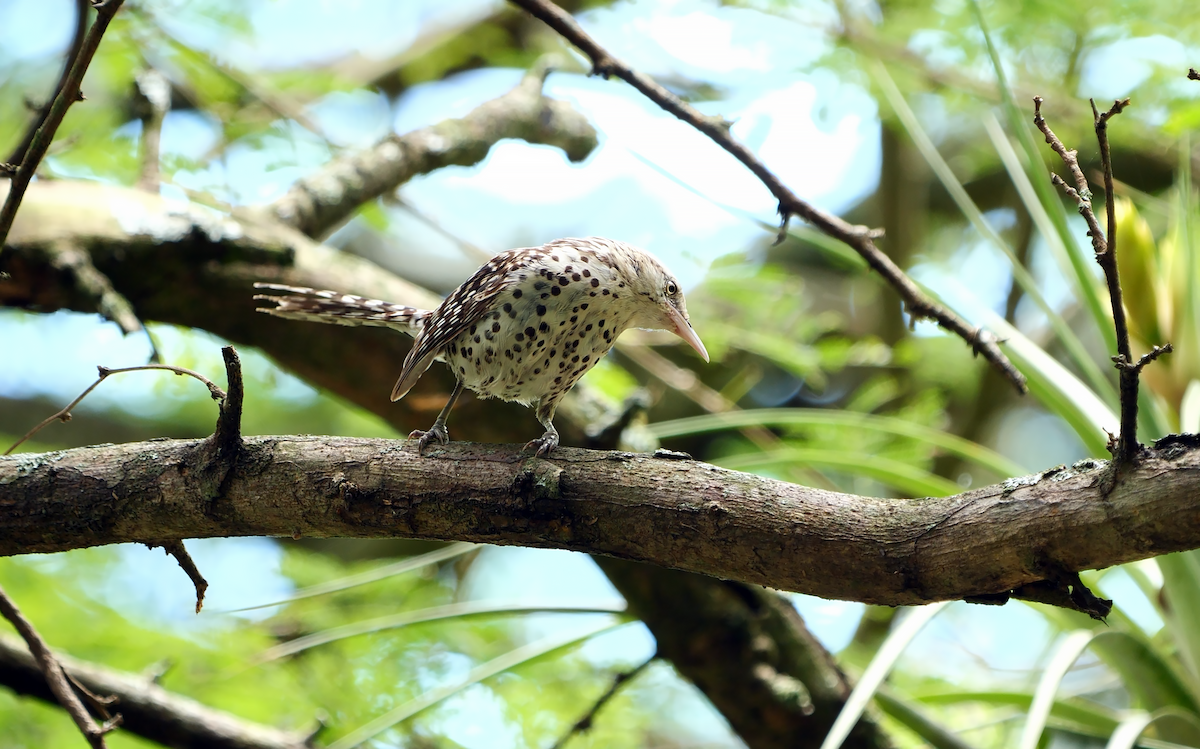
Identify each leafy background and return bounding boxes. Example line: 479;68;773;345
2;0;1200;747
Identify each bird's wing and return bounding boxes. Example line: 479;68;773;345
391;251;529;401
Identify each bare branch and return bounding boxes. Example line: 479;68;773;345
0;633;308;749
1034;96;1165;470
0;586;121;747
508;0;1027;396
0;0;127;251
5;435;1200;611
5;363;225;456
268;64;598;239
149;541;209;614
3;0;89;168
550;657;654;749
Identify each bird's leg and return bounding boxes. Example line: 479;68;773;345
410;380;464;454
523;398;561;457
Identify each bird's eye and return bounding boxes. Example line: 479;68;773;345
666;282;678;295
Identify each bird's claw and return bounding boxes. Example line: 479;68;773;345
522;430;559;457
409;423;449;454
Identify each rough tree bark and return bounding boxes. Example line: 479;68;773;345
3;434;1199;608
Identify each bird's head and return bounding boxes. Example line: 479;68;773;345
617;245;709;363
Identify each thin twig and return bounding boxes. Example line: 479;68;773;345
0;0;126;252
0;584;122;747
549;657;654;749
4;363;225;455
1033;96;1164;469
507;0;1027;396
3;0;90;168
151;541;209;613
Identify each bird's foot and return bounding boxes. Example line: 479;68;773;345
409;423;449;454
522;429;559;457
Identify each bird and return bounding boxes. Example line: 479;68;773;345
254;237;708;456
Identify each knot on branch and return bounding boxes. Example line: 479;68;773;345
1113;343;1172;373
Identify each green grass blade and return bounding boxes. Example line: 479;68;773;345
820;603;949;749
970;0;1114;349
649;409;1027;477
938;299;1115;457
221;542;479;613
325;620;622;749
717;448;960;497
1089;630;1200;717
1106;708;1200;749
917;690;1120;731
873;63;1113;403
1157;551;1200;687
874;686;980;749
1019;630;1097;749
255;600;628;663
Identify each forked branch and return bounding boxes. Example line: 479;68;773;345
1033;96;1167;469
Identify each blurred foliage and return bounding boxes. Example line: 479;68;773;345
5;0;1200;747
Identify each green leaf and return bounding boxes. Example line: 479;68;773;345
717;447;960;497
1089;630;1200;719
324;620;623;749
1106;708;1200;749
1157;551;1200;685
255;600;628;663
650;408;1028;478
223;542;478;613
820;604;949;749
956;310;1115;457
873;62;1113;405
971;0;1116;353
874;686;981;749
1018;629;1097;749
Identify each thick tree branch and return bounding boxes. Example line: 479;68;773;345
0;634;309;749
268;65;597;239
4;435;1200;607
508;0;1027;396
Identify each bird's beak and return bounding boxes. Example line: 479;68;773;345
664;305;709;362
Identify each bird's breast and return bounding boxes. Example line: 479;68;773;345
441;269;631;406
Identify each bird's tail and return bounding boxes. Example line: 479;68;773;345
253;283;430;335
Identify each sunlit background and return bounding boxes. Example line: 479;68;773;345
3;0;1200;746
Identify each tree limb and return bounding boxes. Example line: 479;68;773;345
267;64;597;239
0;633;309;749
3;435;1199;608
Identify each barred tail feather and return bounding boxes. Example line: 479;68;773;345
253;283;429;335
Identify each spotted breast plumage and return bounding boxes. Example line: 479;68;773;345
254;237;708;455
